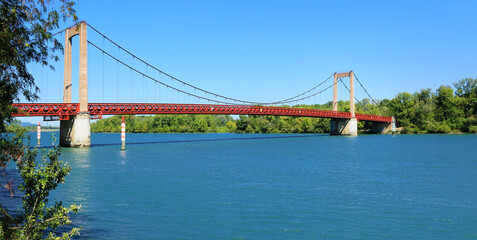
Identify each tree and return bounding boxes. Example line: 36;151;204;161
1;0;79;239
435;85;463;130
225;120;237;133
454;78;477;118
387;92;417;131
235;115;251;133
193;116;208;133
412;89;435;132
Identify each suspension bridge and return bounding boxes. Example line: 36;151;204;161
12;22;394;147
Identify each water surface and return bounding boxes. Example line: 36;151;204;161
4;133;477;239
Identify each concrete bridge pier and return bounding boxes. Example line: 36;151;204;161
330;118;358;136
60;113;91;147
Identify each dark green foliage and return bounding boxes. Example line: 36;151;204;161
454;78;477;118
92;115;234;133
233;115;330;134
383;78;477;133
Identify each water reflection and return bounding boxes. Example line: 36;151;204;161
56;148;93;206
62;148;91;169
119;150;127;165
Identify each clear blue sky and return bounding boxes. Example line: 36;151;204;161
24;0;477;124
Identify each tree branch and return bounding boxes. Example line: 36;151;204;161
0;204;17;224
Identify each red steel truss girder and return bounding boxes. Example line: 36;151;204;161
12;103;78;117
12;103;393;123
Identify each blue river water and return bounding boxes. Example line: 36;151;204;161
3;133;477;239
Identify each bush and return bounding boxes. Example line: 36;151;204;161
461;117;477;132
402;126;419;134
428;121;452;133
469;125;477;133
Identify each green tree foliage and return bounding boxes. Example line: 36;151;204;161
1;0;79;239
193;116;208;133
92;113;333;134
225;120;237;133
92;115;234;134
435;86;461;121
454;78;477;118
233;115;331;134
383;79;477;133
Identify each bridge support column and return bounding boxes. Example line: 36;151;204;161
330;117;358;136
60;113;91;147
60;21;90;147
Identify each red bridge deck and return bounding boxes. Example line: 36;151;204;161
12;103;392;123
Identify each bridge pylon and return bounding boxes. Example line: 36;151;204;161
330;70;358;136
59;21;91;147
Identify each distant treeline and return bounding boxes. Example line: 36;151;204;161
7;123;59;133
91;113;331;134
91;78;477;134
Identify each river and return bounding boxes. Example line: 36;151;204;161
4;133;477;239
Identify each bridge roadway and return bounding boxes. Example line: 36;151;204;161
12;103;392;123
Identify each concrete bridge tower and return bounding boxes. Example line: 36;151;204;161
59;21;91;147
330;71;358;136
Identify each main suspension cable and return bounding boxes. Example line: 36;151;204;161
268;74;334;105
87;23;257;105
88;39;335;106
86;23;334;106
88;41;233;105
276;84;334;105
